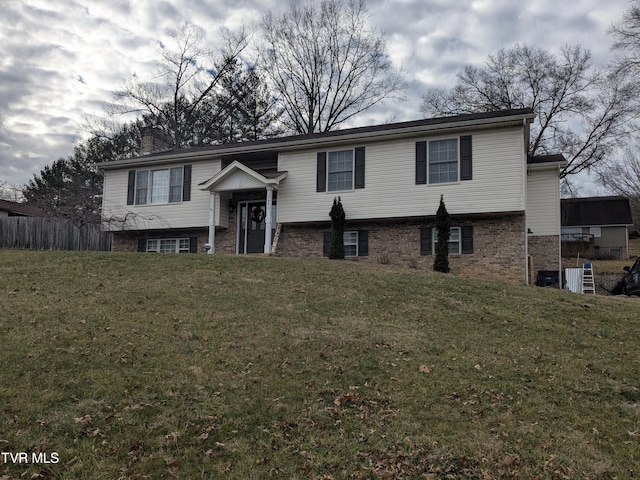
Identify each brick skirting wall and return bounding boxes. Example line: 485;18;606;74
111;228;212;253
110;212;538;283
276;213;527;283
528;235;561;273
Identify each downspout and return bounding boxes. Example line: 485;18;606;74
557;164;563;277
523;118;530;285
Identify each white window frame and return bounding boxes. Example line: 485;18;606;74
428;138;459;184
343;231;358;257
433;227;461;255
327;149;354;192
146;238;190;253
134;167;184;205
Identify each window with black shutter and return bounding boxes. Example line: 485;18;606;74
354;147;365;189
460;136;472;181
323;230;368;257
182;165;192;201
461;226;473;254
323;231;331;256
127;165;191;205
416;142;427;185
420;226;432;255
420;225;473;255
357;230;368;256
416;136;472;184
317;148;365;192
127;170;136;205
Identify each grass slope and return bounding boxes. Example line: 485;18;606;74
1;250;639;479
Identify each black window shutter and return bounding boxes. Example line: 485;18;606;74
317;152;327;192
127;170;136;205
420;226;432;255
461;226;474;254
189;236;198;253
137;239;147;252
322;231;331;257
358;230;369;256
183;165;192;201
416;142;427;184
354;147;365;189
460;136;472;181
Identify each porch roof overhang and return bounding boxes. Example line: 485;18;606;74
198;160;288;192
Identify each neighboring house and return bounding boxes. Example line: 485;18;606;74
0;199;46;217
100;108;565;284
561;196;633;260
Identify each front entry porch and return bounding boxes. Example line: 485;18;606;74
199;161;287;255
237;200;277;254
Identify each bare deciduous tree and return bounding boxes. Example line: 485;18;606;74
262;0;405;134
597;1;640;230
598;138;640;231
0;179;22;201
422;44;637;179
112;22;250;149
610;0;640;77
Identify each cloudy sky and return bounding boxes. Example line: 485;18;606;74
0;0;633;194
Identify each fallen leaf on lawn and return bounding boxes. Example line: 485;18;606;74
334;392;356;406
74;415;93;426
419;364;435;374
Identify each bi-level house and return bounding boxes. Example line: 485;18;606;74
100;108;565;284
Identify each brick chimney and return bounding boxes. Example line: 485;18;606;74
140;126;171;155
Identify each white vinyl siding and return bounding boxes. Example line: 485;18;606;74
526;167;561;236
102;160;223;231
277;127;527;223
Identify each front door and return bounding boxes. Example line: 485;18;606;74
238;202;276;254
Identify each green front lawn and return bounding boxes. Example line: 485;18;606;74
1;250;638;478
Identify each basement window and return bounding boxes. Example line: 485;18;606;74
146;238;191;253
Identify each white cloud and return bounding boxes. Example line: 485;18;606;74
0;0;633;190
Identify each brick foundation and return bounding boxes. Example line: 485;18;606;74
276;213;527;283
112;228;211;253
528;235;561;272
110;212;541;284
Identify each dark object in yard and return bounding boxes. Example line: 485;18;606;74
608;257;640;296
536;270;560;288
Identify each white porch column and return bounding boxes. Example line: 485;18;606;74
207;191;216;254
264;186;274;254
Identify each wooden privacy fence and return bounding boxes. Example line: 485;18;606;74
0;217;112;251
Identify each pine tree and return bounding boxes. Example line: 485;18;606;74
329;196;346;259
434;194;451;273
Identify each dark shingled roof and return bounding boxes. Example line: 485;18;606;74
561;196;633;227
0;199;47;217
135;108;536;159
528;154;566;165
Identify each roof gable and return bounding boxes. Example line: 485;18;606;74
199;161;288;192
